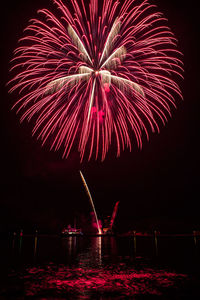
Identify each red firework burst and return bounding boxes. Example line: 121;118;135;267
8;0;183;161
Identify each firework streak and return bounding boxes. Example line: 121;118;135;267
79;171;102;234
8;0;183;161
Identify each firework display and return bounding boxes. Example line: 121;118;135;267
8;0;183;161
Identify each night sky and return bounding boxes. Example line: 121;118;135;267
0;0;199;234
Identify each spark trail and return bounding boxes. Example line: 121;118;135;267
80;171;102;235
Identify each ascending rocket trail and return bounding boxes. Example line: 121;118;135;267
79;171;102;234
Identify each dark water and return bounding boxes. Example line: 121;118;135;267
1;234;200;299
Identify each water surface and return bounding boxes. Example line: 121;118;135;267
1;235;200;299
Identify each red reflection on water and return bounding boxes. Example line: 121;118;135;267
22;265;187;298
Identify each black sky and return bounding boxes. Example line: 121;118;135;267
0;0;199;233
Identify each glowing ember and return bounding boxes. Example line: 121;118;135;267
8;0;183;161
